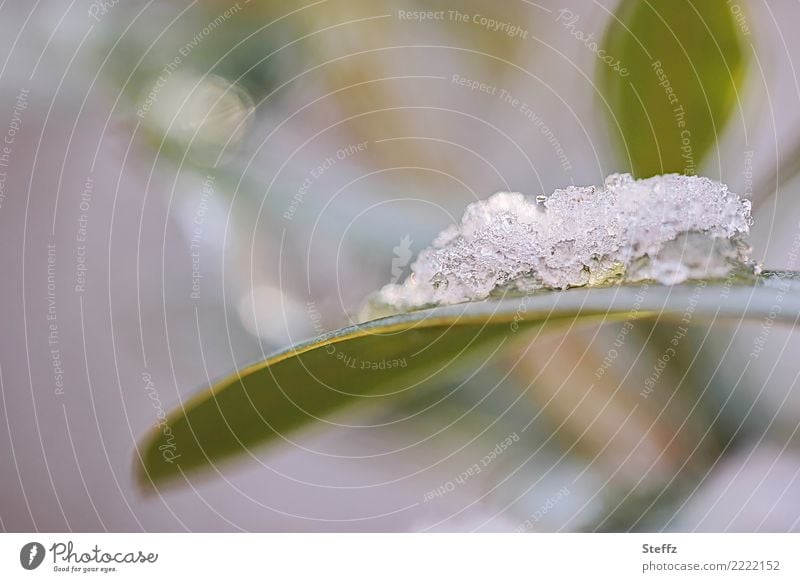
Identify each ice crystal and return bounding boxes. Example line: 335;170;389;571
363;173;756;318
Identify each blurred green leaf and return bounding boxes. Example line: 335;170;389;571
137;273;800;488
600;0;748;177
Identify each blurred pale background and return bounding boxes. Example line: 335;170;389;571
1;0;800;531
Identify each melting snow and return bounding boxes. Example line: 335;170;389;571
364;173;757;317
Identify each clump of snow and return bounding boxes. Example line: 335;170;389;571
363;173;757;318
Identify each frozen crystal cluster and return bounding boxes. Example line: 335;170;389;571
365;173;756;316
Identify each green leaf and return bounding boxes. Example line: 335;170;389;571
137;273;800;488
600;0;748;177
